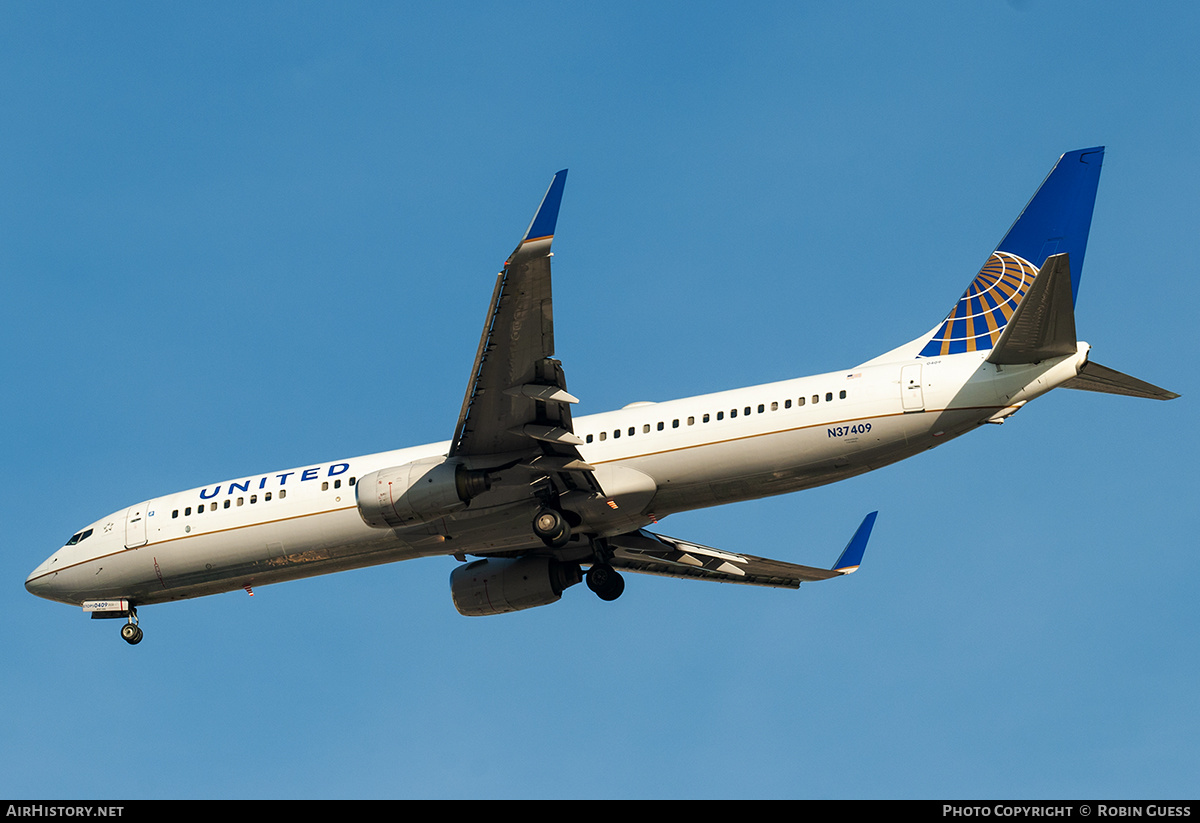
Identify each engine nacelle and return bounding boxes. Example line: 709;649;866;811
450;556;582;616
356;458;491;529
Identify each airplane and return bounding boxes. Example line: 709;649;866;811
26;147;1178;645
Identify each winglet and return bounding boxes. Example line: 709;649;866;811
522;169;568;243
832;511;878;574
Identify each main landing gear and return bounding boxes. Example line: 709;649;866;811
532;507;625;603
586;563;625;602
533;508;572;548
120;608;143;645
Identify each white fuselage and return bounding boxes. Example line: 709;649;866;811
24;344;1089;608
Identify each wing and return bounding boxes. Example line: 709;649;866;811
449;171;600;494
604;512;878;589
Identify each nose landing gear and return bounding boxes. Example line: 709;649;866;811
120;608;143;645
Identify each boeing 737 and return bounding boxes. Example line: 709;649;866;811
26;147;1177;644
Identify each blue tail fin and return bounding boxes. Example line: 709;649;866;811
918;148;1104;358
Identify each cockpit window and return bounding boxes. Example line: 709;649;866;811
64;528;93;547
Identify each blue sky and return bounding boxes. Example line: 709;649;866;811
2;2;1196;799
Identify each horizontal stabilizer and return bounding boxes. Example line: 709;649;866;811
1062;360;1180;400
987;253;1077;365
604;512;878;589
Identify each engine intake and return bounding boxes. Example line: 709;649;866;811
356;458;491;529
450;556;582;616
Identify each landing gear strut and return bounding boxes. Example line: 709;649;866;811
586;563;625;602
120;608;143;645
532;508;572;548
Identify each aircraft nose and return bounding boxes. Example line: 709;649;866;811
26;564;52;597
26;553;66;602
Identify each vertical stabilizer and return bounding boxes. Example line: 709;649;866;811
918;148;1104;358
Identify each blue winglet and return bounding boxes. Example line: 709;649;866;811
522;169;568;242
832;511;878;574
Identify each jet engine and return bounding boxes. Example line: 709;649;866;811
356;457;491;529
450;556;582;616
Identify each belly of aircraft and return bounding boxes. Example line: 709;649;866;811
637;407;986;517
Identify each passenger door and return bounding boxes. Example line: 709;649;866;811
124;502;150;548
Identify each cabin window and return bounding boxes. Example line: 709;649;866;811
840;390;847;399
771;401;778;411
333;480;340;489
797;397;805;406
172;510;179;519
224;500;231;509
785;399;792;409
586;434;594;443
758;404;765;414
237;497;244;506
613;429;620;439
250;495;257;504
826;392;833;402
643;424;650;433
599;431;607;441
687;416;695;426
672;419;680;428
280;489;287;499
628;427;635;436
717;411;724;420
812;395;819;404
349;477;356;486
657;422;664;431
322;482;329;491
264;492;272;502
185;507;192;516
730;408;737;418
